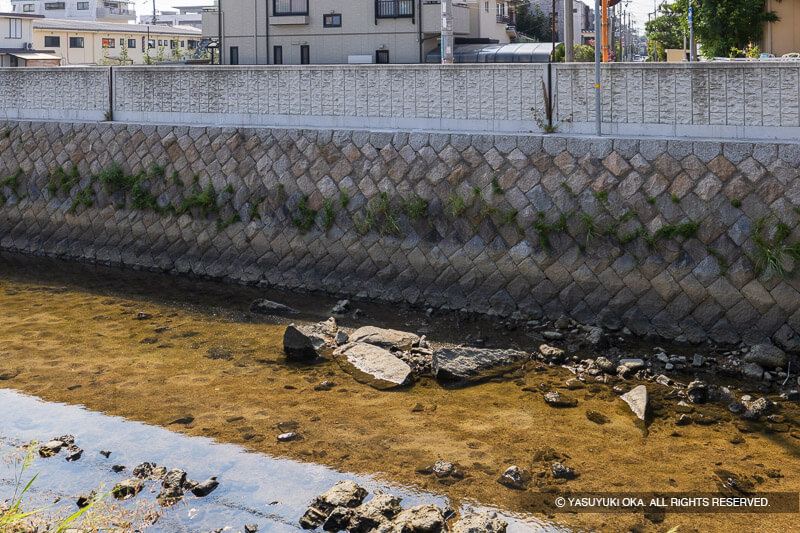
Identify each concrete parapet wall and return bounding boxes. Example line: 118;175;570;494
2;121;800;347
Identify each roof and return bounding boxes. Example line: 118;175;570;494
0;12;45;18
33;18;201;35
8;51;62;60
426;42;559;63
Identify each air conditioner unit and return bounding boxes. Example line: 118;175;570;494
24;42;33;50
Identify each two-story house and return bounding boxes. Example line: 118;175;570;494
9;0;136;23
1;12;61;65
202;0;522;65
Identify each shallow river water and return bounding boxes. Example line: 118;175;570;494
0;253;798;532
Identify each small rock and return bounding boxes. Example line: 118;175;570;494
352;309;365;320
692;354;705;367
665;363;675;371
322;506;354;531
350;492;403;532
111;465;126;473
64;444;83;461
542;331;564;341
780;390;800;401
76;491;97;508
452;510;508;533
432;347;528;384
162;468;187;489
191;476;219;497
538;344;565;363
656;352;670;364
283;325;319;362
595;356;615;373
687;381;708;404
132;462;155;479
348;326;419;350
113;478;144;500
543;391;578;408
99;450;111;458
585;326;607;348
249;299;298;315
497;466;531;490
655;374;672;387
742;362;765;381
565;378;584;390
676;414;692;426
314;380;335;391
744;344;788;369
335;330;349;346
620;385;648;420
244;525;259;533
618;358;645;372
551;462;577;480
151;466;167;479
744;397;774;419
585;410;610;424
392;505;445;533
432;461;454;478
136;312;152;320
39;440;65;457
728;401;746;414
300;481;368;530
554;316;571;329
331;300;350;315
278;432;299;442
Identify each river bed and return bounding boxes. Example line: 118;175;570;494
0;253;798;532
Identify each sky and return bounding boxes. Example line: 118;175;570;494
1;0;657;32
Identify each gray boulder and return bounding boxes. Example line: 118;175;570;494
349;493;403;533
687;381;708;404
742;362;764;381
283;325;318;362
112;478;144;500
349;326;419;351
497;465;531;490
744;344;788;369
333;343;413;389
432;347;528;384
390;504;445;533
452;510;508;533
300;481;368;530
543;391;578;407
249;299;298;315
621;385;648;420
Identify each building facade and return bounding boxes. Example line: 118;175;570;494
139;5;208;29
763;0;800;56
9;0;136;23
528;0;593;46
32;18;202;64
202;0;522;65
1;12;61;65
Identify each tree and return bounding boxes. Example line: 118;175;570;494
644;3;684;61
692;0;779;58
515;3;553;42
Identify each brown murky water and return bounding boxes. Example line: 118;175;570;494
0;253;799;532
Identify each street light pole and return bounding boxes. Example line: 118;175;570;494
688;0;695;61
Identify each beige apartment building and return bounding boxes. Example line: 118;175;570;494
202;0;521;65
763;0;800;56
1;12;62;66
32;18;202;64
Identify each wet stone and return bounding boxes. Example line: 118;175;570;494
551;462;577;480
687;381;709;404
676;414;692;426
586;410;610;424
497;465;531;490
278;432;299;442
113;478;144;500
249;298;298;316
620;385;648;420
432;347;528;384
132;461;155;479
543;391;578;408
452;510;508;533
191;476;219;497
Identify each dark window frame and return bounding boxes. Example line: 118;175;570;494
230;46;239;65
69;36;84;48
127;38;136;49
273;45;282;64
22;4;35;12
300;44;309;64
376;49;389;63
375;0;414;19
76;1;89;9
44;35;60;47
323;13;341;27
44;2;65;9
102;37;115;48
273;0;308;16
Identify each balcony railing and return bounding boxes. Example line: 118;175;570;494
376;0;414;18
496;14;511;24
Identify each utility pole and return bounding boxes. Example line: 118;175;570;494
688;0;695;61
564;0;574;62
441;0;453;63
601;0;608;61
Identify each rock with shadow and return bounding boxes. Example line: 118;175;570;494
432;347;529;385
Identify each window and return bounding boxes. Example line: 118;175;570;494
170;39;176;49
45;2;65;8
187;39;198;49
127;38;136;48
69;36;84;48
119;38;123;46
22;4;35;12
496;3;505;16
76;1;89;9
375;0;413;18
230;46;239;65
376;49;389;64
180;40;184;47
484;1;488;13
273;0;308;16
8;18;22;39
323;13;341;27
273;45;282;64
300;44;309;64
102;38;115;48
148;39;155;48
44;35;60;47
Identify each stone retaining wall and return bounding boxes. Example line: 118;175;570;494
2;120;800;347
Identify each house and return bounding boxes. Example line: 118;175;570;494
139;5;209;30
763;0;800;56
33;18;202;64
528;0;593;46
9;0;136;23
202;0;523;65
1;12;61;66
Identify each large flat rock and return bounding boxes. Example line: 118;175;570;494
348;326;419;351
621;385;648;421
431;347;529;384
334;342;413;389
